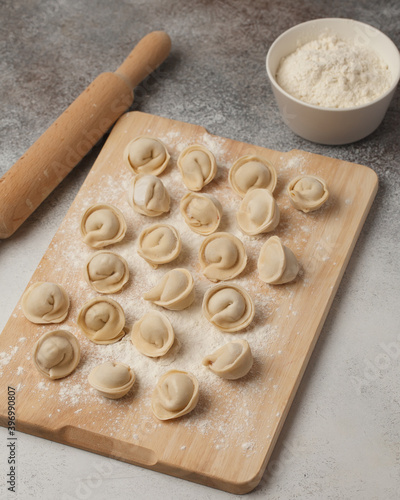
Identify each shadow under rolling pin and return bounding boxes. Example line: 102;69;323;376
0;30;171;239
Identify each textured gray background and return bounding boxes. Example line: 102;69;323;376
1;0;399;499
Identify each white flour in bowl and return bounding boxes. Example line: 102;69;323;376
276;35;392;108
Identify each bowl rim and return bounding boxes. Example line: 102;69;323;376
266;17;400;112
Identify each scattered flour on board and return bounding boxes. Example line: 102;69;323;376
0;346;18;369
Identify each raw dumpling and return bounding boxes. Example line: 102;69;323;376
199;232;247;282
80;204;127;248
236;188;280;236
180;192;222;235
177;144;217;191
77;297;125;344
128;174;170;217
131;311;175;357
229;155;277;197
202;283;255;332
202;339;253;379
143;268;195;311
287;174;329;213
22;282;69;324
152;370;199;420
33;330;80;380
84;251;129;293
138;223;181;269
88;361;135;399
124;136;170;176
258;236;299;284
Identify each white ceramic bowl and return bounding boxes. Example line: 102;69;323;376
266;18;400;145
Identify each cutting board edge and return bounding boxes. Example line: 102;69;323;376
116;110;283;155
0;416;265;494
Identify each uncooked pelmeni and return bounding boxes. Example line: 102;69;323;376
131;311;175;358
258;236;299;285
199;232;247;282
124;136;170;176
138;223;181;269
143;268;195;311
236;188;280;236
287;174;329;213
202;283;255;333
84;251;129;294
152;370;199;420
77;297;125;344
229;155;277;197
180;192;222;235
80;204;127;248
128;174;170;217
202;339;253;380
88;361;135;399
22;282;69;324
177;144;217;191
33;330;80;380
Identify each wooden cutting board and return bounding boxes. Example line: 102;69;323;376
0;111;378;493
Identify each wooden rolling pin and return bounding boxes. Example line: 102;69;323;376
0;31;171;239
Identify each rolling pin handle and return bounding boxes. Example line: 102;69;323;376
116;31;171;89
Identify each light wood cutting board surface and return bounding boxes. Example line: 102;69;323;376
0;111;378;493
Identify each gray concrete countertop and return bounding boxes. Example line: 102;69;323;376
1;1;399;499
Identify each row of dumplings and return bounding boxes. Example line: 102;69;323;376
124;136;329;214
21;270;255;338
33;330;251;421
81;216;300;288
124;136;217;192
80;176;329;247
